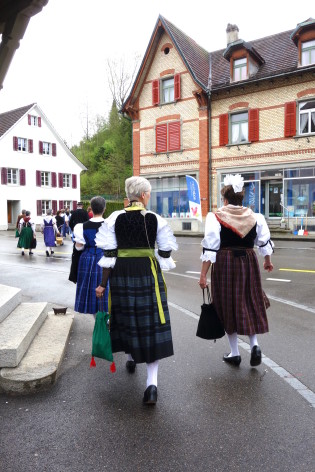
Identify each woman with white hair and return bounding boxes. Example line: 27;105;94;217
41;209;60;257
95;176;177;405
199;174;274;367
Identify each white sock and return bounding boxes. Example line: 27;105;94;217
146;360;159;388
249;335;258;350
227;332;240;357
126;353;134;362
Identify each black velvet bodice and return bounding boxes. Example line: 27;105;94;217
220;223;257;248
115;211;158;249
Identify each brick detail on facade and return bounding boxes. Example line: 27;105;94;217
132;122;140;176
198;108;209;216
297;88;315;98
156;114;180;123
160;69;175;77
229;101;249;110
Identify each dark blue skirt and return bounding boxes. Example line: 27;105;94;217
75;250;109;314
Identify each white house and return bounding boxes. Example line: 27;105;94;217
0;103;86;230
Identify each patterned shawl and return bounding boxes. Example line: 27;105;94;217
215;205;257;238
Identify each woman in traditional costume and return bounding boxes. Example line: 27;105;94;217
73;196;109;315
199;174;274;367
41;209;60;257
95;176;177;405
17;210;36;256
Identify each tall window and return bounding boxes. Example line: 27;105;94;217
41;200;51;215
42;142;51;155
299;100;315;135
7;168;18;184
18;138;27;151
63;174;71;188
231;112;248;144
301;40;315;66
41;171;50;187
64;200;72;210
233;58;247;81
161;78;174;103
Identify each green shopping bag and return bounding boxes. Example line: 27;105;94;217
90;310;116;373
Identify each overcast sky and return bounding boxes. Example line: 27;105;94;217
1;0;314;147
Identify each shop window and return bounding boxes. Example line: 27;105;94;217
299;100;315;135
147;175;194;218
284;177;315;217
301;40;315;66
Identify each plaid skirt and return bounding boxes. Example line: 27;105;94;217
109;257;174;364
75;250;109;315
211;248;269;335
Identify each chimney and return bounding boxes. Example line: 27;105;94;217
226;23;239;45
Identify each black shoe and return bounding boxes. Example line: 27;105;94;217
143;385;157;405
250;345;262;367
21;251;24;256
29;251;34;255
50;250;54;255
223;353;241;366
126;360;136;373
46;251;50;257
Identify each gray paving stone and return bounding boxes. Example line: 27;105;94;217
0;284;22;323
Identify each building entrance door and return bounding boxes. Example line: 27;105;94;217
268;181;282;217
7;201;12;224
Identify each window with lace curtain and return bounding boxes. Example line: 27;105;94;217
299;100;315;135
230;112;248;144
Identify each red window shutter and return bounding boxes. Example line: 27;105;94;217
28;139;33;153
248;109;259;142
58;173;63;188
20;169;26;186
73;200;77;210
38;117;41;127
72;174;77;189
37;200;42;216
174;74;181;101
13;136;18;151
36;170;41;187
284;102;296;137
52;143;57;156
168;121;181;151
28;114;31;125
51;172;57;188
59;200;64;210
1;167;7;185
52;200;57;214
156;124;167;153
39;141;43;154
219;114;229;146
152;79;160;105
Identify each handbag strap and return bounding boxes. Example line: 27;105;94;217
202;286;211;304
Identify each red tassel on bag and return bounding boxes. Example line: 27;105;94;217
110;362;116;373
90;356;96;368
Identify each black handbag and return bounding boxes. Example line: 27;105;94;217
30;237;37;249
196;287;225;340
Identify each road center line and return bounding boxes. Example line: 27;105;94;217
266;278;291;282
279;268;315;273
169;301;315;408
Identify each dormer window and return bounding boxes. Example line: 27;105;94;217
233;58;247;81
301;40;315;66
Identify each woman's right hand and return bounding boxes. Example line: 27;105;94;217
95;285;106;298
199;274;208;289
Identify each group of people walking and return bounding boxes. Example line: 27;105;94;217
71;174;273;406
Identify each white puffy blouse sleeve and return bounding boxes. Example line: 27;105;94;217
200;212;221;263
154;213;178;270
254;213;274;256
95;210;124;268
73;223;85;250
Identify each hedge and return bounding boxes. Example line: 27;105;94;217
81;200;124;218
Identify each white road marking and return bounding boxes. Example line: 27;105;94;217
186;271;200;274
266;278;291;282
169;302;315;408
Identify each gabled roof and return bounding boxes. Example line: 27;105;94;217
0;103;35;137
0;103;86;170
291;17;315;44
223;39;265;65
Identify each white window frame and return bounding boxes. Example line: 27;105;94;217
41;171;50;187
30;115;38;126
230;112;249;144
161;77;174;104
301;40;315;66
18;137;27;152
41;200;51;215
233;58;247;81
63;174;71;188
42;142;51;155
7;168;18;185
63;201;72;210
299;100;315;135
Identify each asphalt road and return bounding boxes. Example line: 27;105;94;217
0;232;314;472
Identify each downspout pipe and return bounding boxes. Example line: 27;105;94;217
207;53;212;213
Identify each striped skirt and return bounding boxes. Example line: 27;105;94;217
109;257;174;364
75;251;109;315
211;248;269;335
